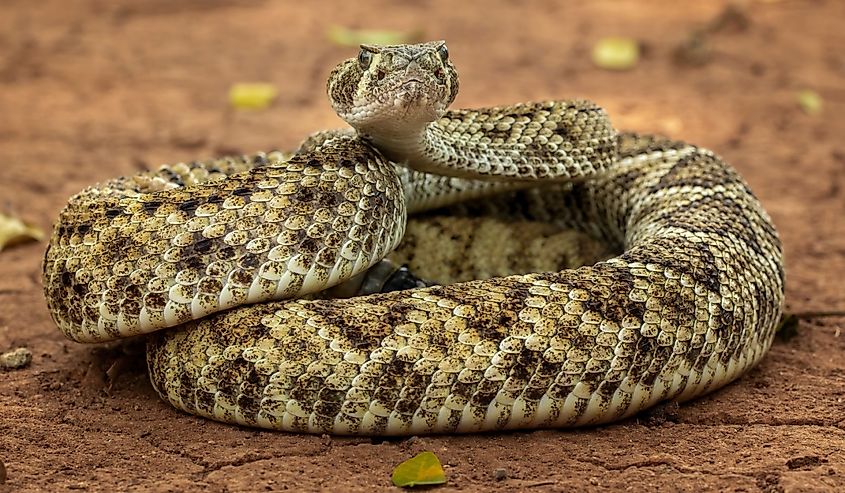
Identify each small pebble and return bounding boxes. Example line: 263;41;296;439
494;468;508;481
0;347;32;369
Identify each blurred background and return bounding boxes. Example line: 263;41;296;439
3;0;842;305
1;1;843;491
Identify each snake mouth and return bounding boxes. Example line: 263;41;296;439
395;79;436;107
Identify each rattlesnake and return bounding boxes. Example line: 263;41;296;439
42;41;784;435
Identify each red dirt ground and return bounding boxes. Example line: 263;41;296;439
1;1;843;491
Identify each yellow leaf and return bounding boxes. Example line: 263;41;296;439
591;37;640;71
796;89;822;115
0;213;43;252
391;451;447;488
228;83;278;110
327;26;424;47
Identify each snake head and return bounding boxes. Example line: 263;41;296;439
328;41;459;133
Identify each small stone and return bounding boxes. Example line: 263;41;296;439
786;455;824;470
0;347;32;369
494;468;508;481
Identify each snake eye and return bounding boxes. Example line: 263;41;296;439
357;49;373;69
437;44;449;62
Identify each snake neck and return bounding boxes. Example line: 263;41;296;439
359;101;619;183
354;120;514;183
360;118;515;182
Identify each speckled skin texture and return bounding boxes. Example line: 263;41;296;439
42;43;784;435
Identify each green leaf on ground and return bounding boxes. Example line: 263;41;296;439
0;213;43;252
228;83;278;110
327;26;423;47
796;89;822;115
591;37;640;70
391;451;447;488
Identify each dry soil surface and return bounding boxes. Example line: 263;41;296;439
1;1;844;491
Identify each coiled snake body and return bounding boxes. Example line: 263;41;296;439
42;42;784;435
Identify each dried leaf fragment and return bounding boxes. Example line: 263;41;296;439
796;90;822;115
591;37;640;70
392;451;447;488
228;83;278;110
0;213;43;252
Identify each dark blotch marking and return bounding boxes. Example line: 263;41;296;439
217;246;237;260
142;201;162;215
294;188;315;203
144;292;167;310
508;345;541;385
470;379;502;407
596;379;619;401
184;254;205;271
299;237;319;255
195;238;213;254
178;199;200;213
552;124;570;139
288;377;320;406
239;254;260;269
236;395;260;418
383;302;415;328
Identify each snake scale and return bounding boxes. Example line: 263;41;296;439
42;42;784;435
